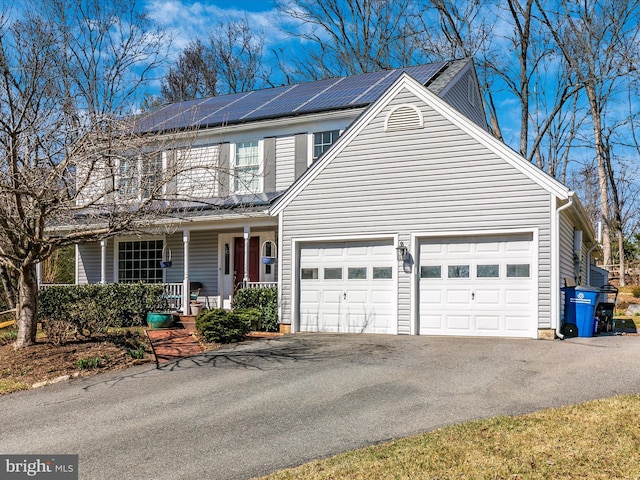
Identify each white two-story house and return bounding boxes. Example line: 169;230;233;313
72;58;600;339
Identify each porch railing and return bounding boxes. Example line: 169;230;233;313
245;282;278;289
163;283;183;310
39;283;74;290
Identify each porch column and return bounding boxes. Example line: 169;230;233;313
183;230;190;314
243;226;250;287
100;239;107;284
36;262;42;288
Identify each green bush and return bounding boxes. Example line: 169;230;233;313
232;286;278;331
632;286;640;298
39;283;169;330
196;308;258;343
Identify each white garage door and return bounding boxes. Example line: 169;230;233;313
419;234;536;338
299;241;396;334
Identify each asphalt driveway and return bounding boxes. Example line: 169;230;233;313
2;333;640;480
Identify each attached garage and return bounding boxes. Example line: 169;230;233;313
273;71;598;340
298;241;396;334
418;233;537;337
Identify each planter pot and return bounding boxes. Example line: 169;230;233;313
262;256;276;265
146;312;175;329
159;261;172;268
190;303;203;316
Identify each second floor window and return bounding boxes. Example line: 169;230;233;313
234;140;260;193
313;130;340;161
118;153;162;200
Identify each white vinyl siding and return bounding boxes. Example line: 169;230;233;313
440;67;488;131
280;88;553;333
77;242;113;284
276;136;296;191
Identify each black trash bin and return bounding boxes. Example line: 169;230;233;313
561;286;600;338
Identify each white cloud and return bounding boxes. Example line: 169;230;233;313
144;0;290;52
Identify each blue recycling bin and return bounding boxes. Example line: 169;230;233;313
561;286;600;337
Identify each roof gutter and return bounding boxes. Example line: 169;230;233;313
555;193;574;340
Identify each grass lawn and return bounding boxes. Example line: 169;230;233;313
261;395;640;479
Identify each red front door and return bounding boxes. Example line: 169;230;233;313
233;236;260;289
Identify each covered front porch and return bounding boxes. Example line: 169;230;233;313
73;218;278;314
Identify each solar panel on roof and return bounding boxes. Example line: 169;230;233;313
135;62;448;133
242;77;343;120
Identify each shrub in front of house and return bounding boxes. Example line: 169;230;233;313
195;308;258;343
231;286;278;331
39;283;168;340
632;286;640;298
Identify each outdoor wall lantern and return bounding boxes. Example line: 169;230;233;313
396;241;409;261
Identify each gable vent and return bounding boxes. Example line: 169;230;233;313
384;104;424;132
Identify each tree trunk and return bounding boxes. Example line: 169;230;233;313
14;264;39;349
618;229;626;287
585;84;612;269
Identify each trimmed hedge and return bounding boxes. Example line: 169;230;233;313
231;286;278;331
39;283;169;328
195;308;258;343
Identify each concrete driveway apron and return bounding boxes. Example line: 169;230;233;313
1;334;639;480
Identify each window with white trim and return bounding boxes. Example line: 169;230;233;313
234;140;260;193
119;153;163;200
118;240;164;283
313;130;340;161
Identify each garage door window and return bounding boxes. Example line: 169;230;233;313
301;268;318;279
448;265;469;278
420;265;441;278
324;268;342;280
507;264;530;277
348;267;367;279
477;264;499;278
373;267;392;279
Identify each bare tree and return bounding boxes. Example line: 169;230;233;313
161;39;218;103
536;0;640;272
0;0;186;348
274;0;419;80
416;0;505;140
159;16;265;100
209;16;265;94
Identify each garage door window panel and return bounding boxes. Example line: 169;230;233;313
448;265;469;278
301;268;318;280
507;264;530;278
324;268;343;280
373;267;392;279
477;264;499;278
348;267;367;279
421;265;441;279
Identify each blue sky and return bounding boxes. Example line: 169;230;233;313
144;0;283;51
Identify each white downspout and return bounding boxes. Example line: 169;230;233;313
555;194;574;339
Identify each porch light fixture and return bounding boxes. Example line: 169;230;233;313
396;242;408;261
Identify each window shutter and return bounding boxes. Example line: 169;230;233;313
218;142;230;197
263;137;276;192
385;106;423;132
103;159;116;204
165;151;177;197
294;133;308;180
